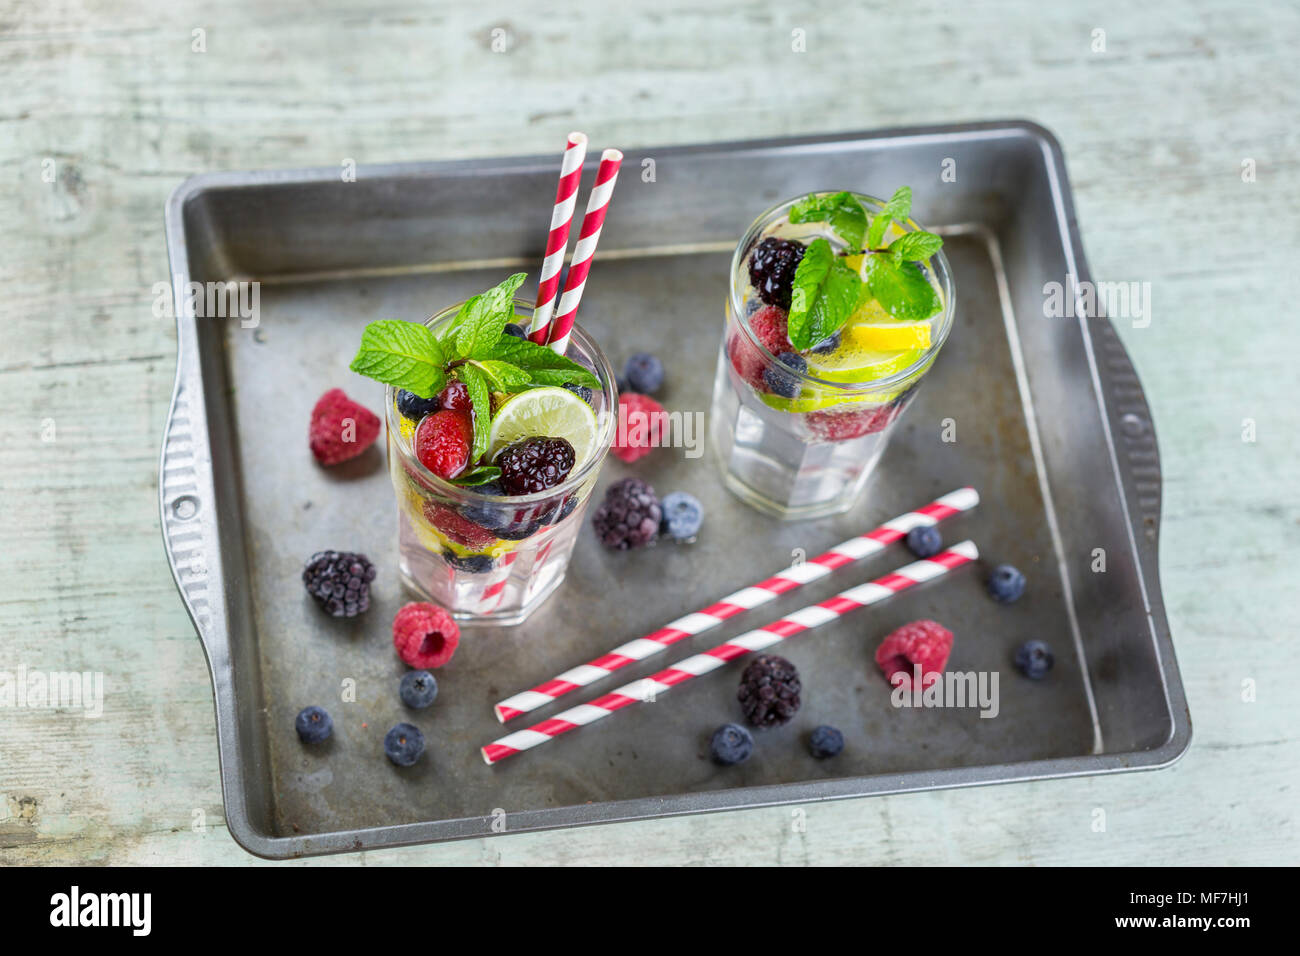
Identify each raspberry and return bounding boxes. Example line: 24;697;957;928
749;305;793;355
737;654;801;728
612;393;666;463
805;404;897;441
392;602;460;669
748;237;805;309
309;388;380;465
437;380;472;413
415;409;473;479
301;550;376;617
496;437;576;495
591;477;661;549
874;619;953;689
727;330;768;390
422;501;497;550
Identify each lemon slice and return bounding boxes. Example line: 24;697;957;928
487;386;599;467
844;322;931;351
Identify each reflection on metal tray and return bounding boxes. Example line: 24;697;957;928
160;122;1189;858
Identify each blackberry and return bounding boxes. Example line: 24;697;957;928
988;564;1027;604
399;670;439;709
591;477;661;550
737;654;801;728
383;722;425;767
748;237;805;309
503;322;527;340
443;552;495;573
906;525;943;558
562;382;595;406
763;351;807;398
496;437;576;495
623;352;664;395
710;723;754;766
302;550;376;618
808;725;844;758
295;706;333;744
1014;640;1054;679
396;389;439;422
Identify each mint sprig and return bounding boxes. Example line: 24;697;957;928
348;321;446;399
788;238;861;350
450;272;527;359
867;186;913;250
789;191;867;251
454;362;493;465
863;256;942;320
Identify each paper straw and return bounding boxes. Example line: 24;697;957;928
544;148;623;354
494;486;978;721
481;541;979;764
527;132;588;345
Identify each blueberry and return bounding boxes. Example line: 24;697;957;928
744;297;761;317
396;389;439;422
496;518;541;541
762;351;806;398
808;725;844;758
988;564;1027;604
809;330;841;355
905;525;942;558
503;323;527;340
562;382;594;405
623;352;665;394
1014;640;1054;679
459;481;513;531
541;493;579;526
660;491;704;542
295;706;333;744
710;723;754;766
399;670;439;708
384;722;425;766
444;552;495;573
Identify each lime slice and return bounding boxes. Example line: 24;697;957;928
487;386;599;467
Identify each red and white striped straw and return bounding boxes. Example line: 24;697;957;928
527;132;588;345
481;541;979;764
493;486;978;721
544;148;623;354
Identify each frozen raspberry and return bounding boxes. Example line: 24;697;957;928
591;477;660;549
874;619;953;690
309;388;380;465
612;393;666;463
749;305;794;355
805;404;898;441
301;550;376;617
737;654;801;728
392;602;460;669
437;380;472;413
748;237;805;308
422;501;497;550
415;409;473;479
727;330;768;390
496;437;576;495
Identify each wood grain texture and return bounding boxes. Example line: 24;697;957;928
1;0;1297;865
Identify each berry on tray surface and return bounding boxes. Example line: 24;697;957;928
302;550;376;618
659;491;703;541
737;654;802;728
808;725;844;759
874;619;953;689
415;409;473;480
495;436;577;495
905;524;943;558
763;350;807;399
399;670;439;708
710;723;755;765
392;602;461;669
396;388;439;422
1014;640;1054;679
592;477;661;550
612;393;666;463
295;706;333;744
988;564;1026;603
384;722;425;766
623;352;665;395
748;237;805;309
309;388;380;465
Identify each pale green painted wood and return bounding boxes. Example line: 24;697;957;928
1;0;1297;865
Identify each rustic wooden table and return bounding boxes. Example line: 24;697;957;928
2;0;1296;865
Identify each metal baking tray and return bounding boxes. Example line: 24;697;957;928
161;121;1190;859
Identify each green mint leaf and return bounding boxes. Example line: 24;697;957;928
348;320;446;398
473;359;534;392
438;294;482;349
867;186;913;249
454;363;493;465
888;230;943;263
451;465;501;487
787;238;834;350
804;258;863;348
452;272;527;360
522;367;591;388
487;336;601;389
789;192;867;251
863;255;943;321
